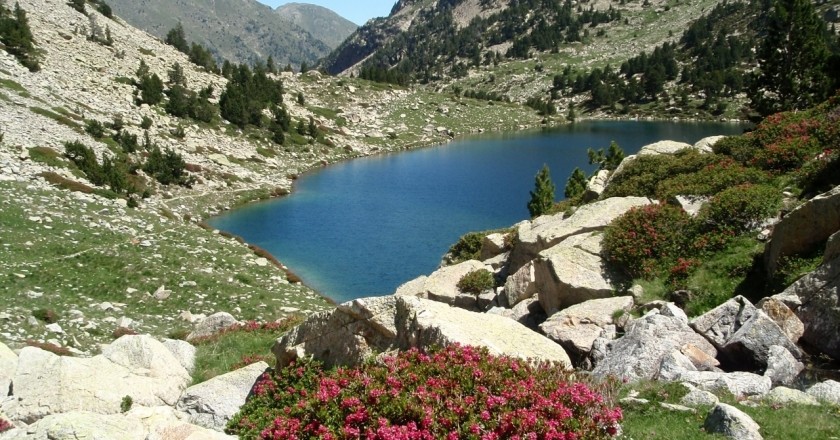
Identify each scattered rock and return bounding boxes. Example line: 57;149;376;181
187;312;239;342
677;371;771;398
763;345;804;387
419;260;487;309
539;296;634;360
503;261;537;307
694;136;726;154
763;387;819;406
176;362;269;431
583;170;609;201
535;244;622;314
807;380;840;405
680;383;719;407
779;256;840;362
704;403;763;440
674;195;708;218
638;140;693;156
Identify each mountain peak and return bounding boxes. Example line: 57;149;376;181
274;2;357;48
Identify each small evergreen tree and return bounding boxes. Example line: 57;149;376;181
67;0;84;13
564;167;588;199
0;2;40;71
527;164;555;218
167;62;187;87
165;22;189;53
587;141;625;171
136;73;164;105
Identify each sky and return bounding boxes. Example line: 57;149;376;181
257;0;396;26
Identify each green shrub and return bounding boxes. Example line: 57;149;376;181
528;164;555;217
712;135;759;163
228;344;622;439
446;232;484;264
603;204;695;279
603;150;714;199
143;145;191;186
120;395;133;413
456;268;495;294
140;116;153;129
84;119;105;138
655;158;770;200
697;183;781;234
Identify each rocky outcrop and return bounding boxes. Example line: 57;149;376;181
778;256;840;361
480;233;508;261
503;261;537;307
756;297;804;344
583;170;610;201
592;308;717;382
825;231;840;263
704;403;763;440
509;197;654;271
164;339;198;375
539;296;633;360
807;380;840;406
764;186;840;276
187;312;239;342
273;296;571;369
762;345;803;387
0;341;16;397
690;296;801;369
694;136;726;154
10;336;191;423
535;244;623;314
638;140;693;156
176;362;269;431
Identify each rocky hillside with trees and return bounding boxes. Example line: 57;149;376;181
274;2;358;50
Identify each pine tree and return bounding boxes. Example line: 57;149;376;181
752;0;832;115
527;164;555;218
587;141;625;171
564;167;588;199
165;22;189;53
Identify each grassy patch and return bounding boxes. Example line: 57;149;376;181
28;147;69;169
30;107;82;131
0;78;27;94
684;235;764;316
138;48;155;57
190;318;302;384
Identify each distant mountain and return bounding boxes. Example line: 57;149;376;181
275;2;357;50
106;0;332;68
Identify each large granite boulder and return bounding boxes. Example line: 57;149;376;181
176;362;268;431
694;136;726;154
583;169;610;201
535;244;623;314
677;371;772;398
398;260;488;309
480;233;508;261
779;256;840;361
807;380;840;405
704;403;763;440
509;197;654;271
2;411;146;440
690;296;801;369
503;261;537;307
187;312;239;342
539;296;634;360
0;341;16;396
825;230;840;263
756;297;804;343
11;335;191;423
163;339;197;374
762;345;804;387
764;186;840;276
638;140;693;156
273;296;571;369
592;309;717;382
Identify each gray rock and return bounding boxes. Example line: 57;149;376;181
780;256;840;361
423;260;487;308
680;383;720;407
592;310;717;382
678;371;772;398
694;136;726;154
163;339;197;374
506;297;546;330
0;341;16;396
583;169;610;201
480;233;507;261
825;230;840;263
12;336;191;423
638;140;693;156
176;362;269;431
704;403;763;440
394;275;427;297
763;345;804;387
674;195;709;218
660;302;689;324
509;197;654;271
539;296;634;359
3;411;146;440
476;290;498;311
273;296;571;369
756;297;804;343
763;387;819;406
187;312;239;342
660;402;696;413
764;185;840;276
690;296;801;369
535;244;622;314
807;380;840;405
658;350;698;381
503;261;537;308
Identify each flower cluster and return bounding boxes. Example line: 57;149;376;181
0;417;12;433
229;344;622;440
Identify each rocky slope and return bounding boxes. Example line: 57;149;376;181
106;0;336;68
0;0;544;352
274;2;357;50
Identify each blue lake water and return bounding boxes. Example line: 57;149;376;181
208;121;745;303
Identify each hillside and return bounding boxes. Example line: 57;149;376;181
0;0;544;352
274;2;357;50
106;0;334;68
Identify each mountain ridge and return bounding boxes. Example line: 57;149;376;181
274;2;357;50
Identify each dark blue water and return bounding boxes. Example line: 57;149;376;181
209;121;745;303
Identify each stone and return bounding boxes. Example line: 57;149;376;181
660;402;695;413
763;387;819;406
690;296;800;369
208;154;232;167
674;195;709;218
11;336;191;423
681;343;720;371
535;244;622;314
661;302;689;324
509;197;654;270
176;362;269;431
756;297;804;343
704;403;763;440
694;135;726;154
807;380;840;405
153;285;172;300
680;383;720;407
503;261;537;308
763;345;804;387
539;296;634;359
3;411;146;440
0;341;17;396
583;169;610;201
592;310;717;382
480;233;507;260
638;140;693;156
658;350;698;381
780;257;840;361
678;371;772;398
422;260;486;307
187;312;238;342
394;275;427;297
825;230;840;263
764;185;840;276
163;339;197;374
506;297;546;330
476;290;498;311
273;296;571;369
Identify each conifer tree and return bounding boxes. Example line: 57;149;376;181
564;167;588;199
527;164;555;218
165;22;189;53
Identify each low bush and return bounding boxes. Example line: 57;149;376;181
696;183;781;235
602;150;714;199
84;119;106;138
457;268;495;294
446;232;485;264
603;204;695;279
120;395;133;413
229;344;622;439
655;158;770;200
25;339;73;356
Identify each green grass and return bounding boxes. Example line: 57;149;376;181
28;147;69;169
684;235;764;316
190;317;302;384
29;107;82;131
0;78;27;94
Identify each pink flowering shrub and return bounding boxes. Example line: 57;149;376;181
0;417;12;433
229;344;622;440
